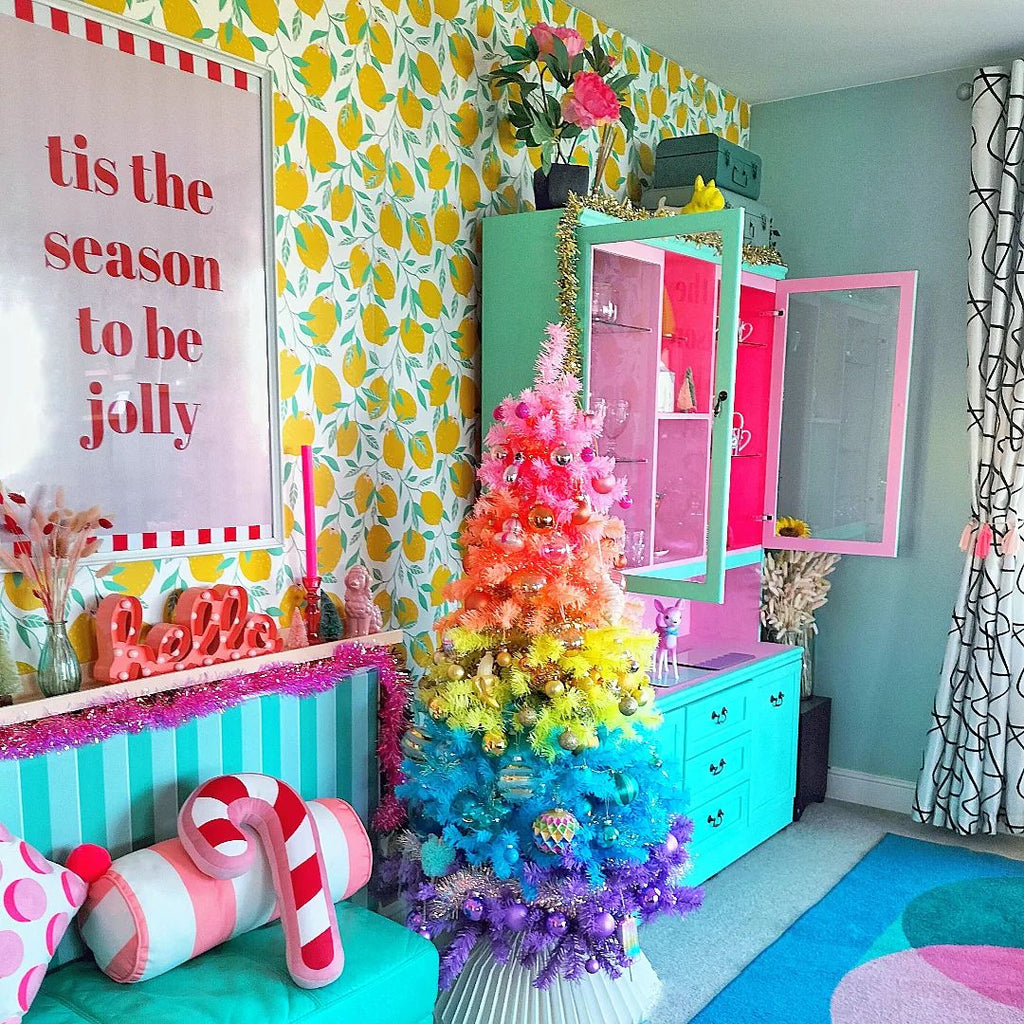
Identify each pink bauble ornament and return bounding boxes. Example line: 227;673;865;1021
465;591;489;612
580;446;596;463
593;475;616;494
515;402;530;419
493;406;504;420
571;498;592;525
619;494;633;509
540;536;572;564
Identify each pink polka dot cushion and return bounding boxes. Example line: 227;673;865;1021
0;822;88;1023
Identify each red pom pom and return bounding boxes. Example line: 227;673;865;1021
66;843;112;884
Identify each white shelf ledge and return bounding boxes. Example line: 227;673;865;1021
0;630;404;728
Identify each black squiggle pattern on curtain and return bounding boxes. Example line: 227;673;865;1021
913;63;1024;835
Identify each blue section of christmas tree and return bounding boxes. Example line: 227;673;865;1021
387;325;702;990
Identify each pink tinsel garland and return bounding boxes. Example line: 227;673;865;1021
0;643;410;832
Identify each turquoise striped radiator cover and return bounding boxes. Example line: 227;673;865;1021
0;668;379;965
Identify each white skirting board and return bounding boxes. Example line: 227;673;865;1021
826;767;916;814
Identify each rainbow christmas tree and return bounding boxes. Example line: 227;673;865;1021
390;325;701;1006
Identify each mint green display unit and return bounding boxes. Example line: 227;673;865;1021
481;206;917;882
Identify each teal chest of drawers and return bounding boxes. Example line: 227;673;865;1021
654;645;802;885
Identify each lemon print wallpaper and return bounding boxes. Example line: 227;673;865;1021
1;0;749;689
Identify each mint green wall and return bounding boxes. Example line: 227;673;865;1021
751;69;972;783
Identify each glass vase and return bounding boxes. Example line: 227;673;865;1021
37;620;81;698
777;624;815;699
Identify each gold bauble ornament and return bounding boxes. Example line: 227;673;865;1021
482;730;508;755
558;729;580;751
638;685;655;706
526;505;556;531
544;679;565;698
448;664;466;681
517;705;539;727
619;696;639;716
496;649;513;668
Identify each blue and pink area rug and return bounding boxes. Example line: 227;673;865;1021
691;833;1024;1023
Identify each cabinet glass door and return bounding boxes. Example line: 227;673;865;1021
577;209;744;602
763;272;916;557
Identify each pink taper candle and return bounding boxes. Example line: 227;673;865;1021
300;444;317;578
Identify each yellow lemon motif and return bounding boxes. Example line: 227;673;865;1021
342;344;367;388
482;150;501;192
361;143;386;188
421;491;443;525
189;553;229;583
430;566;453;606
296;222;328;272
299;44;332;97
331;184;354;223
280;350;303;399
388;162;415;199
379;204;403;250
400;318;425;354
369;22;393;64
68;611;98;665
240;549;272;582
451;459;475;498
398;88;423;129
276;260;287;297
344;0;367;43
296;0;323;14
89;0;126;11
275;163;308;210
459;375;478;418
350;244;371;288
668;63;682;91
435;416;460;454
313;364;342;415
406;0;431;26
394;596;417;627
110;560;157;597
435;0;458;17
354;473;374;513
306;116;337;173
392;389;417;422
453;103;480;147
358;65;388;112
274;94;296;147
366;525;392;562
336;420;358;456
337;103;364;150
458;164;481;211
454;316;477;359
417;53;442;96
402;530;426;562
427;364;453;406
308;295;338;346
283;504;294;538
705;89;719;117
362;304;389;346
427;145;453;189
317;528;343;573
313;463;334;506
247;0;279;33
476;4;493;36
449;34;475;79
724;92;738;112
409;433;434;470
382;429;405;469
278;583;304;627
373;262;396;301
651;86;668;119
498;119;519;157
649;50;664;73
218;22;254;60
726;123;741;143
740;101;750;128
407;214;432;255
282;413;315;454
434;205;459;245
638;143;655;175
366;377;389;419
162;0;202;37
450;254;474;296
377;485;398;518
419;280;443;318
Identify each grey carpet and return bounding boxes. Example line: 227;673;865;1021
641;799;1024;1023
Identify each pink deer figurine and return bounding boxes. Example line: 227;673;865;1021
653;598;686;680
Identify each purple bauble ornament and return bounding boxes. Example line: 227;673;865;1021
505;903;529;931
416;925;432;939
619;494;634;509
590;911;616;939
407;910;426;930
493;405;504;420
463;896;485;922
545;911;569;937
585;957;600;974
580;446;596;463
664;832;679;856
515;401;530;419
641;886;661;909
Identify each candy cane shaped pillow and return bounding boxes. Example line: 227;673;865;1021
77;782;371;988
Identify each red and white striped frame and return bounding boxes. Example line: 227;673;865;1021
0;0;283;562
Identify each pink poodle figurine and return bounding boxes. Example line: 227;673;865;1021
653;598;686;680
344;565;383;638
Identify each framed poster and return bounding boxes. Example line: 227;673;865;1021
0;0;281;561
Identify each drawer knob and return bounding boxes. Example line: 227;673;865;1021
709;758;726;776
769;691;785;708
711;707;729;725
707;809;725;828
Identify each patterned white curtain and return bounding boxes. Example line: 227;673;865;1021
914;63;1024;835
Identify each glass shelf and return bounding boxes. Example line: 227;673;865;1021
658;412;712;421
591;318;652;334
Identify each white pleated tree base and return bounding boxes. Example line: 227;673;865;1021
435;939;662;1024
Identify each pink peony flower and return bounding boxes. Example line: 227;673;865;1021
561;71;620;128
530;22;584;59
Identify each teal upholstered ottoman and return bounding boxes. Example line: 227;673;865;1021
30;901;438;1024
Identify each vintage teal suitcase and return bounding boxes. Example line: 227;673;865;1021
653;134;762;200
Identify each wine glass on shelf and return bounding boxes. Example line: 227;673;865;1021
602;398;630;458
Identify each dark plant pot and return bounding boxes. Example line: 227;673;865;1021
533;164;590;210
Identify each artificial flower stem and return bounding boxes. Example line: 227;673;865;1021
591;123;615;194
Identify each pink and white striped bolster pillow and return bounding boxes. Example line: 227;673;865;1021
77;797;371;984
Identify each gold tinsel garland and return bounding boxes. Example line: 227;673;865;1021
554;192;787;378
